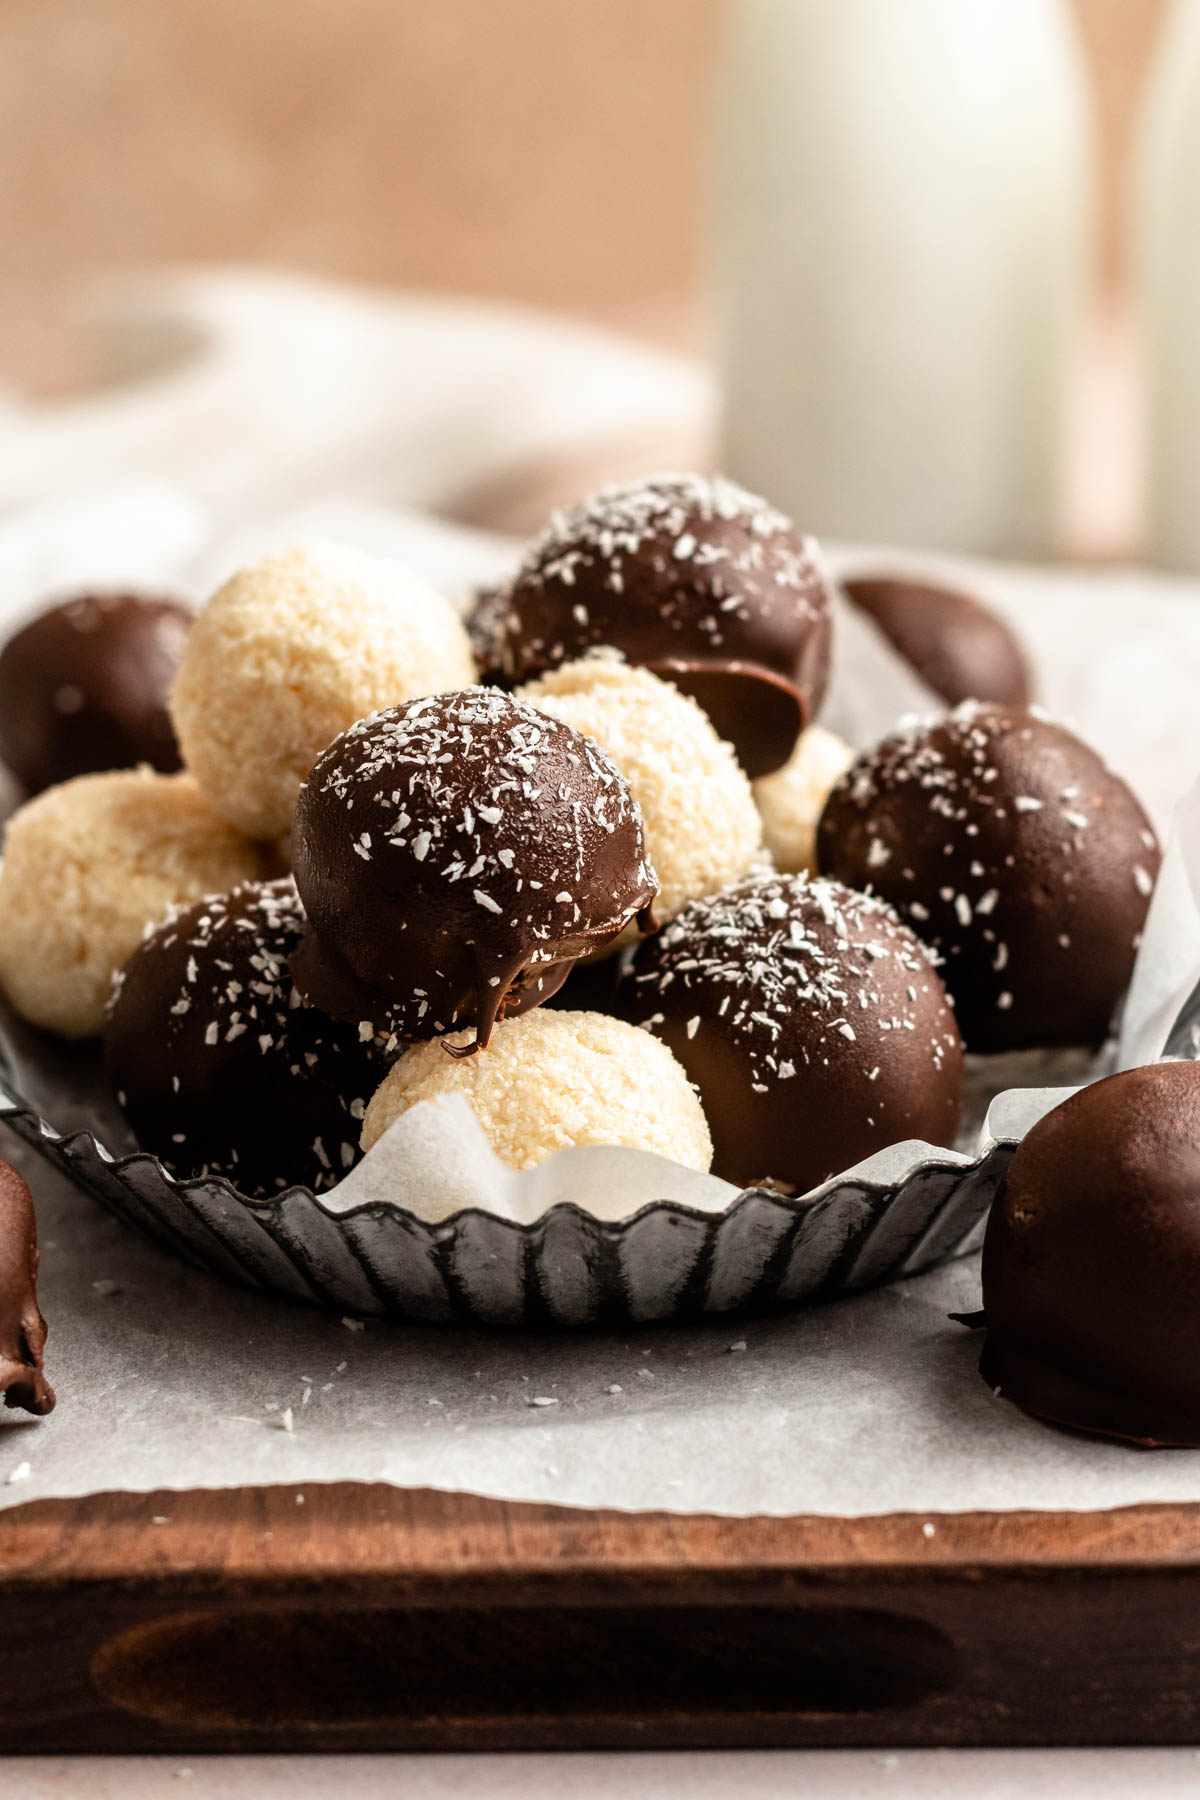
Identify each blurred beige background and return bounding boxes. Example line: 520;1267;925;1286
0;0;1169;387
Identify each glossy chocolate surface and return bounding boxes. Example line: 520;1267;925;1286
979;1063;1200;1447
0;1160;54;1416
488;475;833;776
290;688;657;1050
0;592;190;793
618;871;964;1193
105;879;387;1196
817;704;1160;1053
843;573;1030;708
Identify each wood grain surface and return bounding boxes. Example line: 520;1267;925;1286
2;1483;1200;1752
0;2;1189;1760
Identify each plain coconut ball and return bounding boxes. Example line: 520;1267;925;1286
753;725;855;874
169;541;477;840
517;658;761;921
0;769;266;1038
361;1007;713;1173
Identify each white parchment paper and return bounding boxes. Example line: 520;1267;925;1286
5;1105;1200;1523
5;487;1200;1516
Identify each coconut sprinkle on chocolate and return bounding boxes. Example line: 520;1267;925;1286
490;472;830;684
313;689;655;922
516;472;819;611
817;701;1162;1054
291;688;659;1048
105;878;387;1195
629;871;959;1089
620;869;965;1191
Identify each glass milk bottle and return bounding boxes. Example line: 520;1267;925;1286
1137;0;1200;572
713;0;1094;557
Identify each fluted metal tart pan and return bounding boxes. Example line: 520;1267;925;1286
0;998;1012;1326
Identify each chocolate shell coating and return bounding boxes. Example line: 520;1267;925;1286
0;1160;55;1416
489;475;833;777
105;879;387;1196
843;574;1031;708
978;1062;1200;1447
290;688;658;1050
617;872;964;1193
0;592;190;794
466;584;509;685
816;704;1160;1054
542;945;628;1017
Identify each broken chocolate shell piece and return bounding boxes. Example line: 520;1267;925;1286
0;1160;55;1417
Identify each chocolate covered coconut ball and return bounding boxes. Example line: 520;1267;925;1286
0;770;266;1038
817;703;1161;1054
105;879;387;1195
362;1007;712;1174
843;573;1031;708
752;725;855;875
977;1063;1200;1447
0;592;191;794
618;873;964;1193
170;543;477;840
290;688;658;1049
0;1160;54;1417
490;474;833;777
517;658;762;923
466;583;509;684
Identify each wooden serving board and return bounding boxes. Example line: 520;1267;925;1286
0;1484;1199;1751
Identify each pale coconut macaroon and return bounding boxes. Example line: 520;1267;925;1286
0;769;266;1038
362;1008;712;1174
516;658;761;923
169;541;477;841
752;725;855;875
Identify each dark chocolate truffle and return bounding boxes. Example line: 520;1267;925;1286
488;474;833;777
0;1161;54;1416
0;592;191;794
466;584;509;685
617;872;964;1193
104;878;387;1195
817;704;1160;1054
977;1062;1200;1447
843;573;1031;708
290;688;658;1051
